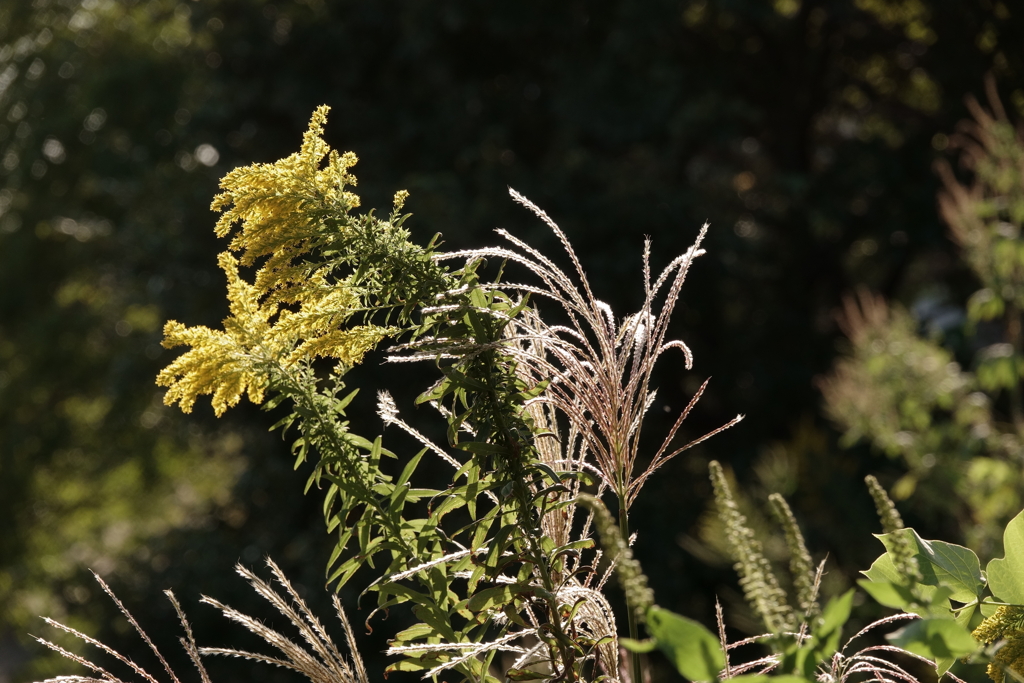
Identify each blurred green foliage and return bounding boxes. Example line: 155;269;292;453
2;0;1024;681
821;93;1024;562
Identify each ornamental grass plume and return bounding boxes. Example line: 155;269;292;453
436;188;743;512
32;559;369;683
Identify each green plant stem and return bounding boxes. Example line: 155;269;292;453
619;502;642;683
480;346;578;680
1010;303;1024;430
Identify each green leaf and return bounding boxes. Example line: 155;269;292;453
506;668;552;681
987;509;1024;604
788;589;855;676
446;368;490;392
466;584;517;612
887;618;979;661
814;589;855;640
391;622;434;643
954;602;977;629
934;655;957;677
620;637;659;653
645;606;725;682
727;675;810;683
862;551;947;613
877;529;985;602
858;578;922;612
395;447;426;489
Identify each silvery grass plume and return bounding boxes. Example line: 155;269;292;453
383;189;741;682
32;558;368;683
716;610;968;683
32;570;210;683
443;188;743;508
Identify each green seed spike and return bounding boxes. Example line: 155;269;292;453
709;461;795;634
864;474;904;534
767;493;818;620
576;494;655;623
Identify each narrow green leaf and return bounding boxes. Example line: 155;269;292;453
445;368;491;391
391;622;434;643
506;668;551;681
466;584;516;613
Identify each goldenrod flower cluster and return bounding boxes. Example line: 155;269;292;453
212;104;360;300
158;107;397;416
974;605;1024;683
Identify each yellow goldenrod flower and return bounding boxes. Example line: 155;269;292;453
158;253;395;416
211;105;361;298
974;605;1024;683
158;108;404;417
157;252;282;416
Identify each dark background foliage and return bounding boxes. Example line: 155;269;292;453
1;1;1021;681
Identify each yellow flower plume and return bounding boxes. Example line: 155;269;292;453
158;254;395;416
157;252;282;416
211;105;360;299
973;605;1024;683
159;107;401;417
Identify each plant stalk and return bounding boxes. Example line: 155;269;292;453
1010;302;1024;430
619;502;642;683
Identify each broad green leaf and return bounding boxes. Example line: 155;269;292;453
646;606;725;682
987;509;1024;604
815;589;855;640
981;599;1001;617
858;578;921;612
954;602;977;629
862;552;944;609
887;618;979;661
935;655;957;677
877;529;985;602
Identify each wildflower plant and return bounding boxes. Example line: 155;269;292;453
146;105;740;683
33;103;1024;683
